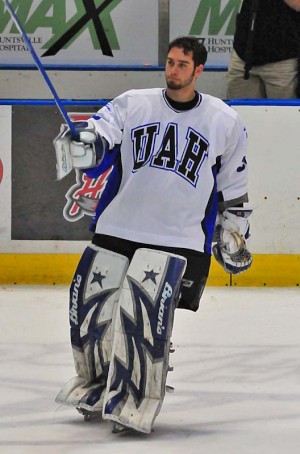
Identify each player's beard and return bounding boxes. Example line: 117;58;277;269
166;73;195;91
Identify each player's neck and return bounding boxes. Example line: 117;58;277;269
164;90;200;111
166;86;197;103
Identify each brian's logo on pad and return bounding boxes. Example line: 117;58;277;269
70;274;82;326
157;282;173;335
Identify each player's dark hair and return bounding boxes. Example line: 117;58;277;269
168;36;208;67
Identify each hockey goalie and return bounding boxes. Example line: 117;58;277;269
53;36;252;434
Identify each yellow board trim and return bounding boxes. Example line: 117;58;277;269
0;253;299;286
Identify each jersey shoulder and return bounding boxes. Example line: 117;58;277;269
110;88;163;111
200;93;240;122
116;87;163;101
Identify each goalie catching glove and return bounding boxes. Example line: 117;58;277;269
53;120;105;180
212;207;253;275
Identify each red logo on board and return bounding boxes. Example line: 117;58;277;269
63;167;112;222
62;113;113;223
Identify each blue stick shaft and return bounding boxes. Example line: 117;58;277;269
3;0;76;135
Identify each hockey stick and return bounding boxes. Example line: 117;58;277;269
2;0;77;137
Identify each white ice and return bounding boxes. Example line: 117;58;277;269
0;285;300;454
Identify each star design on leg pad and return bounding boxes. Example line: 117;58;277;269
142;269;160;285
91;271;106;288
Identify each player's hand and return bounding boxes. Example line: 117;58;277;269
53;120;104;180
213;207;252;275
212;225;252;274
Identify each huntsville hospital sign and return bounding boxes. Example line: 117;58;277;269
0;0;242;67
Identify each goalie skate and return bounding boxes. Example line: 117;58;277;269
166;342;175;393
111;421;154;435
77;407;102;421
112;422;132;434
166;385;174;393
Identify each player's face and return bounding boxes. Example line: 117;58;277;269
165;47;203;92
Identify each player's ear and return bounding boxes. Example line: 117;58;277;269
195;64;204;78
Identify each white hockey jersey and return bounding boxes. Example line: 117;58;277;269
89;88;248;254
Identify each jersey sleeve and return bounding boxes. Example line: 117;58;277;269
216;111;249;211
84;92;129;177
90;92;129;148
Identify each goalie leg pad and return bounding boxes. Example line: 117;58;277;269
56;245;129;410
55;376;106;412
102;248;187;433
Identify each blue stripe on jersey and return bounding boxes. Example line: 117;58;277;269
84;142;120;178
202;164;219;255
84;145;122;232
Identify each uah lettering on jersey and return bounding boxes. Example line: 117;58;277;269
131;122;209;187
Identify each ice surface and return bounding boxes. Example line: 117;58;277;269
0;285;300;454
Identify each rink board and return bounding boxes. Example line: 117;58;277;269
1;102;300;288
0;253;299;287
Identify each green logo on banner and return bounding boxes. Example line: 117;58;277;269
0;0;121;54
190;0;242;35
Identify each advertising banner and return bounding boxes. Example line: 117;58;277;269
170;0;241;67
0;0;159;67
0;106;11;241
0;0;242;69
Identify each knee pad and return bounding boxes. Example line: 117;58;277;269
102;248;187;433
69;244;129;381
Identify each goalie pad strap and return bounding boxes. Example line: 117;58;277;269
102;248;187;433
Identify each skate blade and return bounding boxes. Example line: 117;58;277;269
166;385;175;393
76;407;102;421
169;343;175;354
112;422;131;434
